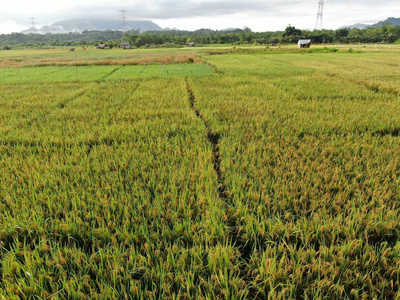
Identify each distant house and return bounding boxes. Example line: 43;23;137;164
188;42;195;47
118;42;131;49
98;44;106;49
298;39;311;48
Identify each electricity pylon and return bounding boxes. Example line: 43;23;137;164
30;17;36;29
119;10;128;32
315;0;324;30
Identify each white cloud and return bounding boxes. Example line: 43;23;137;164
0;0;399;33
0;20;27;34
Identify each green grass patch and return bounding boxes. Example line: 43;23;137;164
0;66;117;82
109;64;213;79
0;64;212;83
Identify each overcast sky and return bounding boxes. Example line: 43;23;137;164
1;0;400;34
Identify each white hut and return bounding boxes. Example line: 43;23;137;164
298;39;311;48
118;42;131;49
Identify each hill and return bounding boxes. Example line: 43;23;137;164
372;17;400;27
340;17;400;29
22;19;162;34
339;23;370;30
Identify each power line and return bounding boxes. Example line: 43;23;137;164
315;0;324;30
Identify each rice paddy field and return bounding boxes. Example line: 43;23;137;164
0;45;400;299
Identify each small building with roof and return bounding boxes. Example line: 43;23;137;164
298;39;312;48
118;42;131;49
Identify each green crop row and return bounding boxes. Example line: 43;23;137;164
0;64;212;83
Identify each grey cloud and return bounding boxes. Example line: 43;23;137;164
1;0;399;32
73;0;304;20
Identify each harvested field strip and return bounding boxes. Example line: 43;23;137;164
0;52;201;68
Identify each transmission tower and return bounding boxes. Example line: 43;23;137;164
119;10;128;32
315;0;324;30
30;17;37;29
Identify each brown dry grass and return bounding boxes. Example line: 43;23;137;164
0;59;24;67
0;53;200;68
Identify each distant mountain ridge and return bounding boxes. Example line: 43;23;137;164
372;17;400;27
21;19;162;34
339;23;370;30
340;17;400;29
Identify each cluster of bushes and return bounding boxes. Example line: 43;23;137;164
1;24;400;49
121;25;400;47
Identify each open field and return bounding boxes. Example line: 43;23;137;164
0;47;400;299
2;44;400;67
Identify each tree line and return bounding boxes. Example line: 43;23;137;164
1;25;400;49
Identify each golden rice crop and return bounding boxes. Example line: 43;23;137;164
1;48;399;299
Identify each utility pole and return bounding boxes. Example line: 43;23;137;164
315;0;324;30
